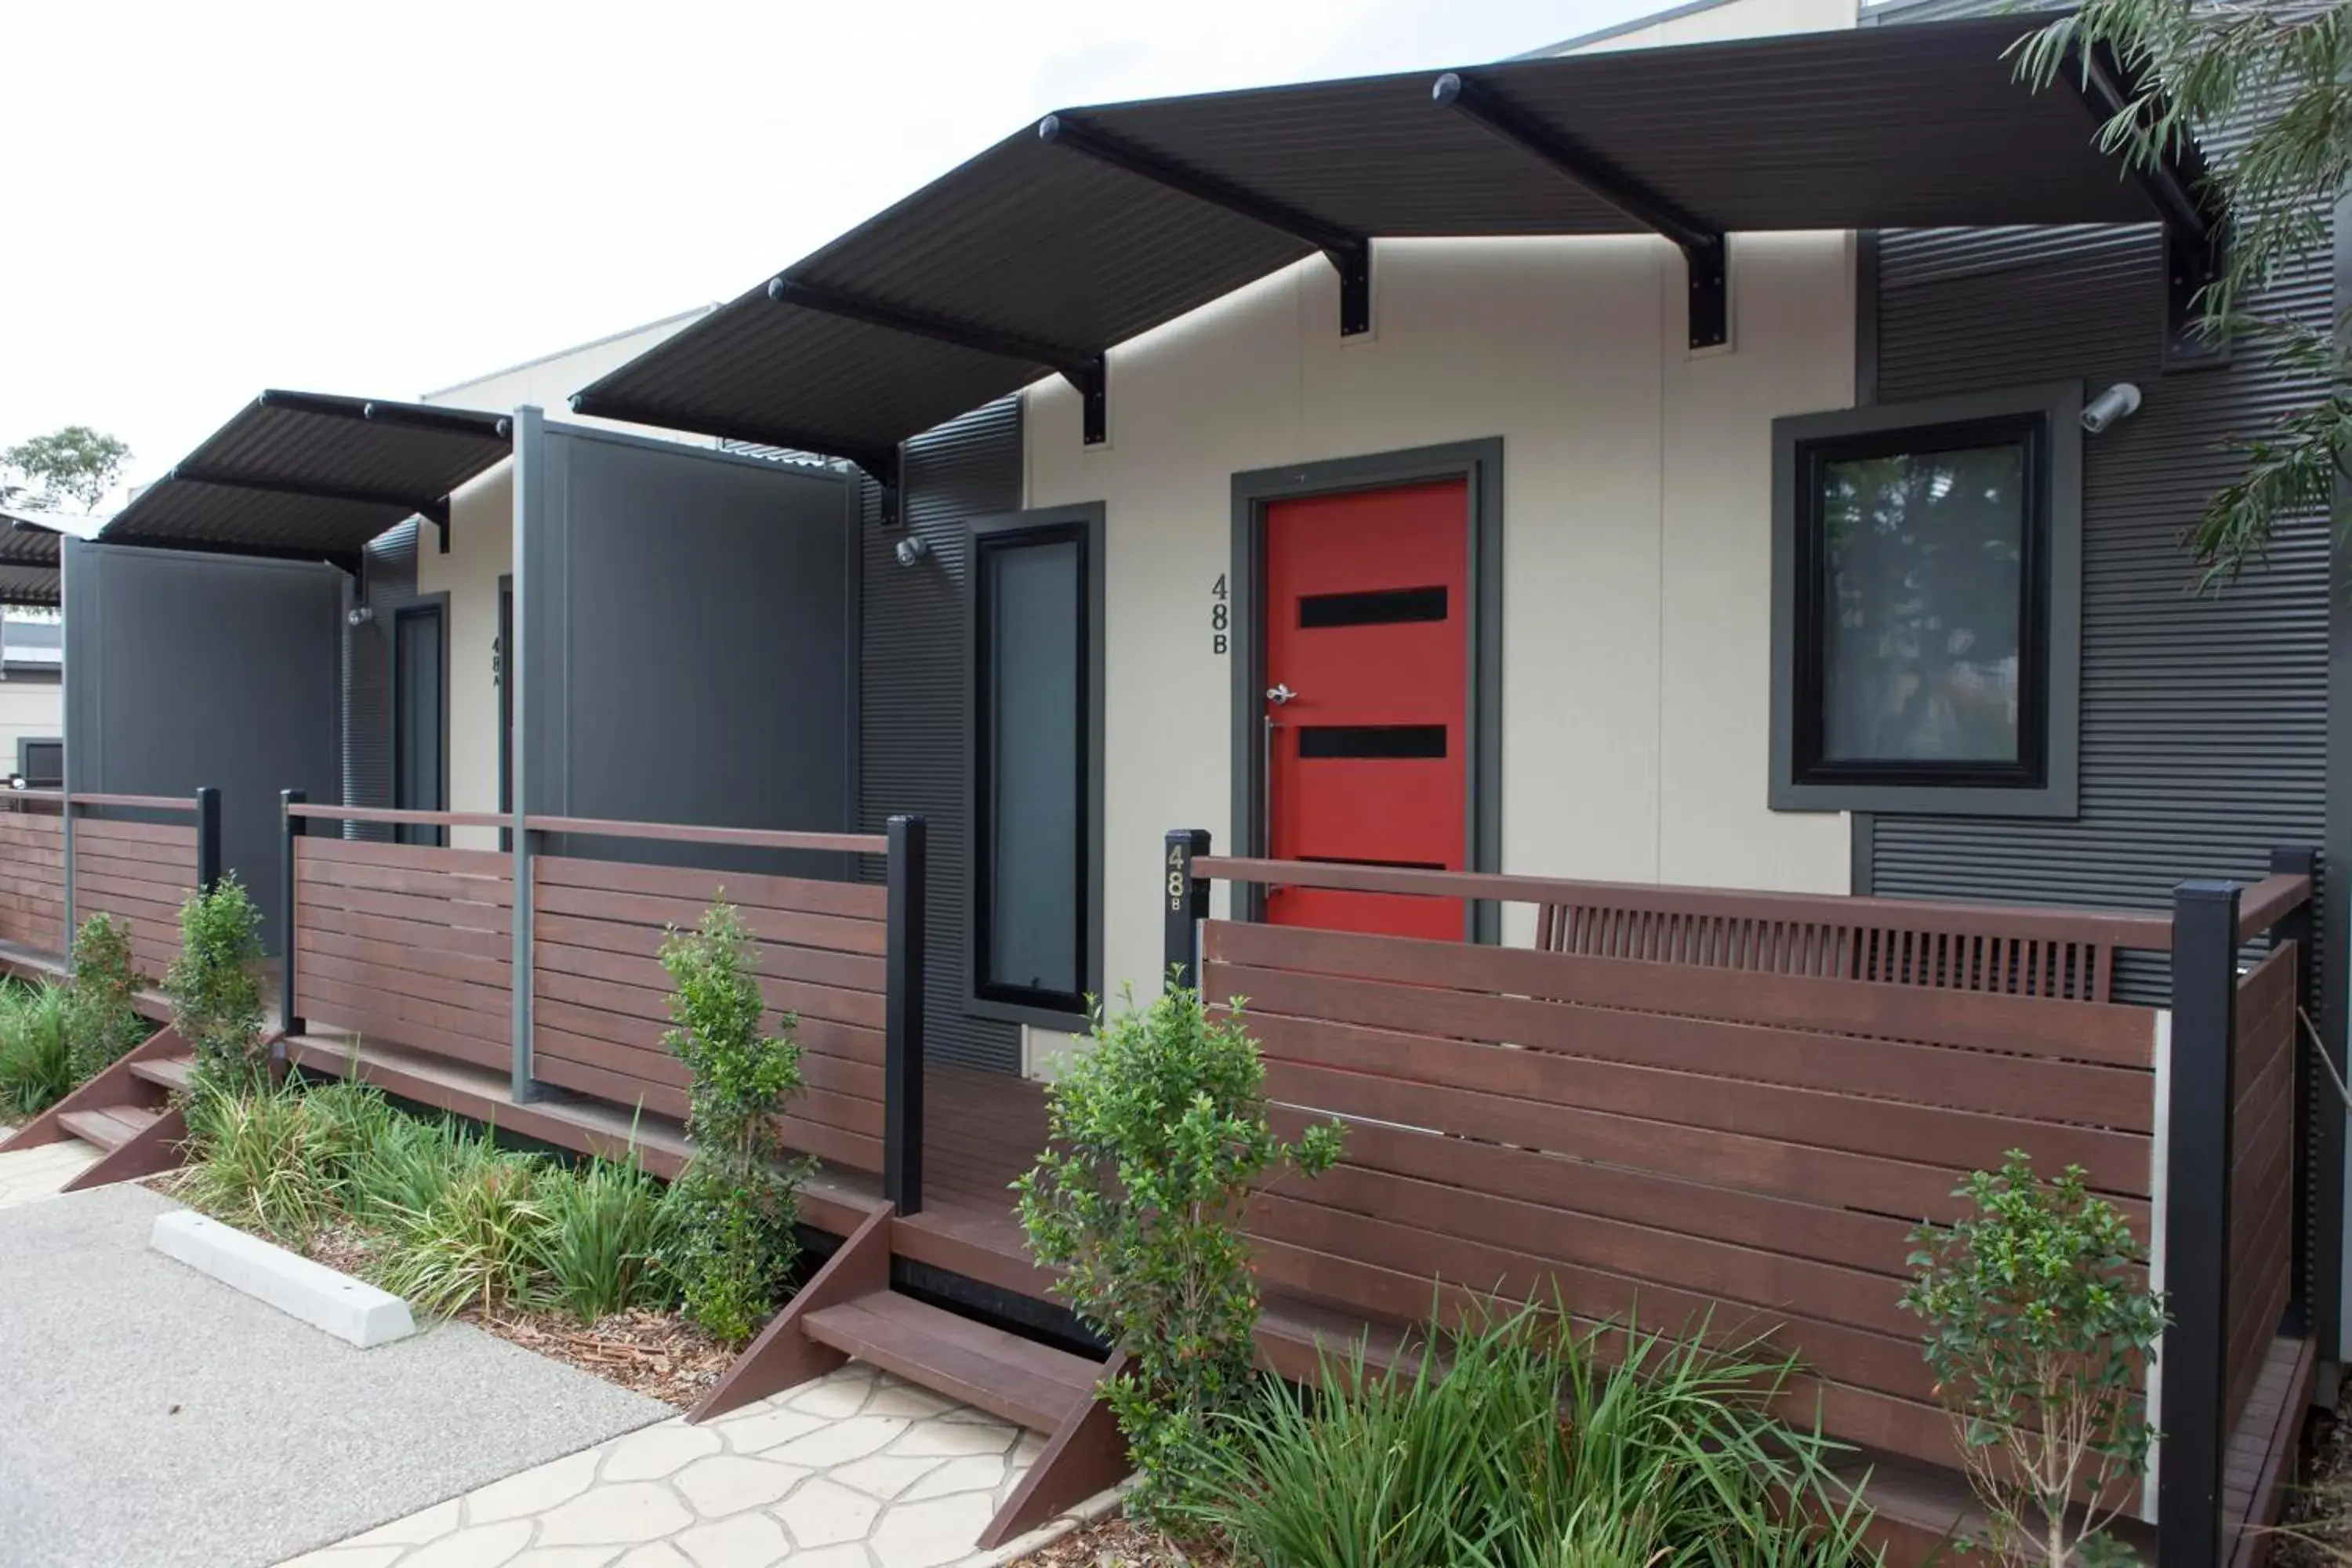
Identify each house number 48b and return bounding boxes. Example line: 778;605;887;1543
1210;574;1229;655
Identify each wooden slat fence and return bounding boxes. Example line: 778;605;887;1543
74;813;201;976
0;800;63;951
285;805;898;1182
2226;939;2299;1442
1183;855;2172;1479
529;854;887;1174
293;834;514;1077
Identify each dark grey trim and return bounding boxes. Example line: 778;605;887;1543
389;591;452;845
1854;230;1882;409
1229;439;1504;942
1768;382;2084;818
2324;185;2352;1371
962;501;1107;1033
13;735;61;787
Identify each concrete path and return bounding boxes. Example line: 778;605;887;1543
0;1137;100;1207
0;1184;669;1568
277;1364;1079;1568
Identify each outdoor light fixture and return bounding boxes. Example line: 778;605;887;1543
347;604;375;627
895;535;929;568
2081;382;2143;435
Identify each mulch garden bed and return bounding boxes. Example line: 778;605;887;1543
147;1189;735;1410
1014;1519;1215;1568
2274;1385;2352;1567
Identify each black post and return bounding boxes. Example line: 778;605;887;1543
2272;847;2336;1363
280;790;306;1040
2159;878;2241;1568
194;786;222;895
1163;829;1212;990
884;813;927;1216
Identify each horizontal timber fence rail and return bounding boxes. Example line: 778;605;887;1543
1160;832;2331;1566
0;787;219;978
280;799;928;1210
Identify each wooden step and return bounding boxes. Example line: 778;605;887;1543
800;1290;1105;1433
56;1105;164;1152
129;1056;194;1092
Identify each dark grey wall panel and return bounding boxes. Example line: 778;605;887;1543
64;541;345;952
1865;221;2333;1003
858;397;1024;1074
521;423;858;878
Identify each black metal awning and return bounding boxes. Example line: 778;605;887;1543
0;506;102;608
571;13;2216;493
99;390;514;572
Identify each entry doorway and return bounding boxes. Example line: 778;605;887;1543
1242;449;1497;941
392;602;447;848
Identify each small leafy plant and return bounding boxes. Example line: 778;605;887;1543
536;1156;680;1322
1015;980;1343;1521
658;901;809;1343
0;982;77;1117
1901;1149;2166;1568
177;1071;356;1240
67;913;144;1079
164;877;267;1090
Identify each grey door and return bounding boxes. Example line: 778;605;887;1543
393;604;445;848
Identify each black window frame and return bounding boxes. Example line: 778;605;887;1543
966;503;1105;1029
1769;383;2083;819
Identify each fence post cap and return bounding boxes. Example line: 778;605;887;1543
2173;879;2241;902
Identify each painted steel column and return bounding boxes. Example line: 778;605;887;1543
884;813;927;1215
194;786;222;895
2159;878;2240;1568
509;405;540;1104
2273;846;2336;1360
1163;829;1211;990
59;797;74;952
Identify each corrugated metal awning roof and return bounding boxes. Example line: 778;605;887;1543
0;505;104;608
100;390;512;568
572;14;2210;466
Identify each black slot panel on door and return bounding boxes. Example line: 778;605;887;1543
1297;724;1448;760
1298;585;1448;629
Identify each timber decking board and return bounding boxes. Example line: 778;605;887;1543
800;1291;1098;1432
56;1105;161;1152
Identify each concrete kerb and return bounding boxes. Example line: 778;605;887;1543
150;1208;419;1347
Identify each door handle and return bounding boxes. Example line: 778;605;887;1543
1266;683;1298;706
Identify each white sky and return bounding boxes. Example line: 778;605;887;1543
2;0;1661;505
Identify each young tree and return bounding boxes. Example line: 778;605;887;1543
2;426;132;513
2015;2;2352;579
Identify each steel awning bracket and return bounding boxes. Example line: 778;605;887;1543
1038;112;1374;339
769;278;1109;447
1069;355;1108;446
848;445;903;527
421;497;452;554
1432;71;1729;351
2065;43;2230;370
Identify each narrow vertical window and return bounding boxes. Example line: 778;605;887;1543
973;520;1091;1015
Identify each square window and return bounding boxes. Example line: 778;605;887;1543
1771;386;2082;818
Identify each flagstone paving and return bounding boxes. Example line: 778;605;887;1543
278;1365;1071;1568
0;1137;99;1208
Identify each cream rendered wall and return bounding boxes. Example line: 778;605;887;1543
416;310;715;848
1025;230;1857;1015
1560;0;1854;52
0;679;62;771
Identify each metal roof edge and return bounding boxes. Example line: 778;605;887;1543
1515;0;1755;58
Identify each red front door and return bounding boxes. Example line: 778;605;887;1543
1262;479;1469;939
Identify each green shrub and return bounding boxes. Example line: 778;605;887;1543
1014;982;1343;1521
373;1152;550;1318
658;902;809;1344
346;1112;493;1224
66;913;145;1079
1184;1308;1878;1568
535;1156;681;1322
1901;1150;2166;1568
164;877;267;1089
0;983;77;1116
176;1072;350;1240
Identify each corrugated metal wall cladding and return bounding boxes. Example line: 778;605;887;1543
858;397;1023;1075
1868;209;2333;1007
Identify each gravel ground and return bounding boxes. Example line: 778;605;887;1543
0;1183;670;1568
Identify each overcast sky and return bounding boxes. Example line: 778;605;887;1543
3;1;1659;505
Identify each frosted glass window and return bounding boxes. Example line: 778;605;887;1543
976;533;1085;1007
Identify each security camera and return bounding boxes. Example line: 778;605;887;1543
2081;383;2142;435
347;604;375;627
895;535;929;568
